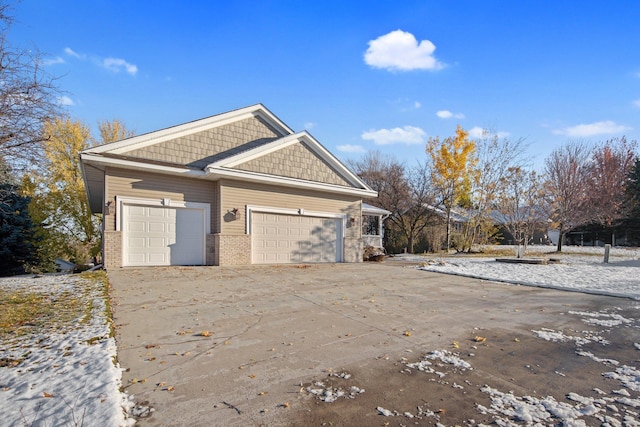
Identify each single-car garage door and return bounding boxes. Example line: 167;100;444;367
252;212;342;264
123;204;205;266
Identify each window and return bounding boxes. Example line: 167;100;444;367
362;215;380;236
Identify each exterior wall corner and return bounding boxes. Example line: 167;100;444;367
344;237;364;263
103;231;122;269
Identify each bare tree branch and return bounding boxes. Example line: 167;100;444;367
0;3;61;168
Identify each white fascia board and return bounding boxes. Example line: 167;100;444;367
362;204;391;216
208;165;378;198
298;132;373;189
83;104;294;155
209;131;375;192
80;153;208;178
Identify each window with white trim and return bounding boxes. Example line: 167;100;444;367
362;215;380;236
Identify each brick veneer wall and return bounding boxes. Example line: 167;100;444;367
206;234;216;265
103;231;122;269
213;234;251;265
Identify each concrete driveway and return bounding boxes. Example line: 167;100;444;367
108;262;640;426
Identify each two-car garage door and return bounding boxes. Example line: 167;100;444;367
252;212;342;264
120;201;343;266
123;204;206;266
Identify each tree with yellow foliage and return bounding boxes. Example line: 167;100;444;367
426;125;478;250
24;117;134;267
96;118;136;144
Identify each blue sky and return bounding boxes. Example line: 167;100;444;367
10;1;640;168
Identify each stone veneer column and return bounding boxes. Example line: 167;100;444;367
103;231;122;269
213;234;252;266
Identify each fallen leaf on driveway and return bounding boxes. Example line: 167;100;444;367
42;392;55;398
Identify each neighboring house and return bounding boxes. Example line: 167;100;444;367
361;203;391;249
80;104;377;268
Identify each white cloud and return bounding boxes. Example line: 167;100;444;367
469;126;510;139
337;144;366;153
103;57;138;76
57;96;74;106
436;110;465;119
63;47;138;76
633;99;640;108
361;126;426;145
64;47;83;58
394;98;422;112
304;122;316;129
43;56;65;66
552;120;631;137
364;30;445;72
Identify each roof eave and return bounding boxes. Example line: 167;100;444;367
207;166;378;198
82;104;295;155
80;153;377;201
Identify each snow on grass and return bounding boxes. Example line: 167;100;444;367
0;273;133;427
412;246;640;300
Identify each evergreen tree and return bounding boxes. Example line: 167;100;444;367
624;158;640;243
0;178;37;275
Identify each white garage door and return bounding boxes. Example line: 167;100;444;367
252;212;342;264
123;204;205;266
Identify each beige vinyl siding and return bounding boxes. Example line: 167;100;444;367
219;179;361;238
104;167;216;232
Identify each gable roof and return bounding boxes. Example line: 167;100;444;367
81;104;376;212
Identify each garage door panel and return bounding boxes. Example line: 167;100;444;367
123;204;205;267
252;212;341;264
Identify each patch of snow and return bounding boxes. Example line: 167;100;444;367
576;351;619;365
426;349;473;370
480;385;599;425
377;406;395;416
416;249;640;300
0;274;132;426
532;328;591;346
604;365;640;392
569;310;634;327
305;377;364;403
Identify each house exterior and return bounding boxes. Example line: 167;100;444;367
80;104;377;268
361;203;391;249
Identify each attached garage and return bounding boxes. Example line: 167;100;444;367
81;104;378;268
251;210;343;264
120;199;210;267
